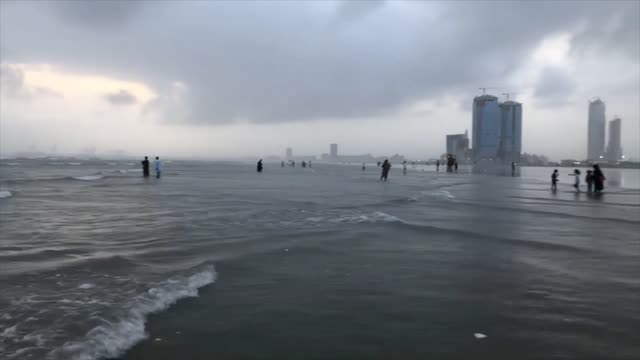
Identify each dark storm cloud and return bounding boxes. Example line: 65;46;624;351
534;67;577;108
50;0;142;29
1;1;637;125
104;89;137;106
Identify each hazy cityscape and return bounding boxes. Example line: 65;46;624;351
1;2;639;360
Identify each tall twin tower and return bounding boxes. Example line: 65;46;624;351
588;99;622;162
472;94;522;164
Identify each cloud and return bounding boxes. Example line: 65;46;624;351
0;64;63;99
104;89;137;106
534;66;577;107
0;0;638;128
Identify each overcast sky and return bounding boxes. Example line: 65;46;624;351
1;0;638;160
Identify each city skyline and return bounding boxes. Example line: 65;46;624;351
1;1;638;161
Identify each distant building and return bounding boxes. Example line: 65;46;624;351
472;94;501;160
606;118;622;162
587;99;606;161
285;147;293;158
446;131;470;161
498;100;523;164
330;143;338;158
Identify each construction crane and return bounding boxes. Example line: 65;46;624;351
502;92;519;101
478;87;499;95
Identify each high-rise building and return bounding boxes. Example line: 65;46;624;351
472;94;501;160
330;143;338;158
285;147;293;158
446;131;470;160
606;118;622;162
498;100;523;163
587;99;606;161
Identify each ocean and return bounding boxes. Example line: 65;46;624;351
1;159;639;360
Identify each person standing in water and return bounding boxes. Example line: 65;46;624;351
402;161;407;175
511;162;516;177
141;156;150;178
257;159;263;172
551;169;559;190
454;158;458;173
362;162;366;171
593;164;606;193
436;160;440;172
154;157;161;178
380;159;391;181
585;170;594;192
281;161;285;168
570;169;581;192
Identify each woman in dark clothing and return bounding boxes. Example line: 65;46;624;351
593;164;605;192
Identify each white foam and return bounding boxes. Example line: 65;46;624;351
72;175;104;181
77;283;95;290
320;211;401;224
474;333;487;339
49;266;216;360
67;162;82;166
0;190;12;198
6;162;20;166
1;325;17;338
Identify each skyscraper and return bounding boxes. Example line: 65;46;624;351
446;132;469;160
498;100;523;163
606;118;622;162
286;147;293;158
330;143;338;158
472;94;500;160
587;99;606;161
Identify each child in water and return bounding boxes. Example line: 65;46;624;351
585;170;594;192
570;169;581;192
551;169;559;190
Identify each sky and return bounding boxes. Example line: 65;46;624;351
1;0;639;160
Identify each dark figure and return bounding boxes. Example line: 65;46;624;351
446;156;454;172
302;161;307;168
511;162;516;177
436;160;440;172
454;160;458;173
362;162;366;171
593;164;606;193
380;160;391;181
402;161;407;175
308;161;312;168
141;156;150;177
551;169;559;190
257;159;263;173
155;156;161;179
281;161;285;168
585;170;594;192
377;161;381;167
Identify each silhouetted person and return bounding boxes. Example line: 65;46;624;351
362;162;366;171
593;164;606;193
141;156;150;178
585;170;594;192
454;159;458;173
511;162;516;177
154;156;161;178
402;161;407;175
281;161;285;168
436;160;440;172
570;169;581;192
302;161;307;168
257;159;263;173
551;169;559;190
380;159;391;181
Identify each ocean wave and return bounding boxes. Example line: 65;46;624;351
48;266;217;360
72;175;104;181
67;163;82;166
307;211;402;224
0;190;12;198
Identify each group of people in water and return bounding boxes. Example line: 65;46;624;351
551;164;606;193
141;156;161;178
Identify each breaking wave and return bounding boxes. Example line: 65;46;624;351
0;190;12;199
